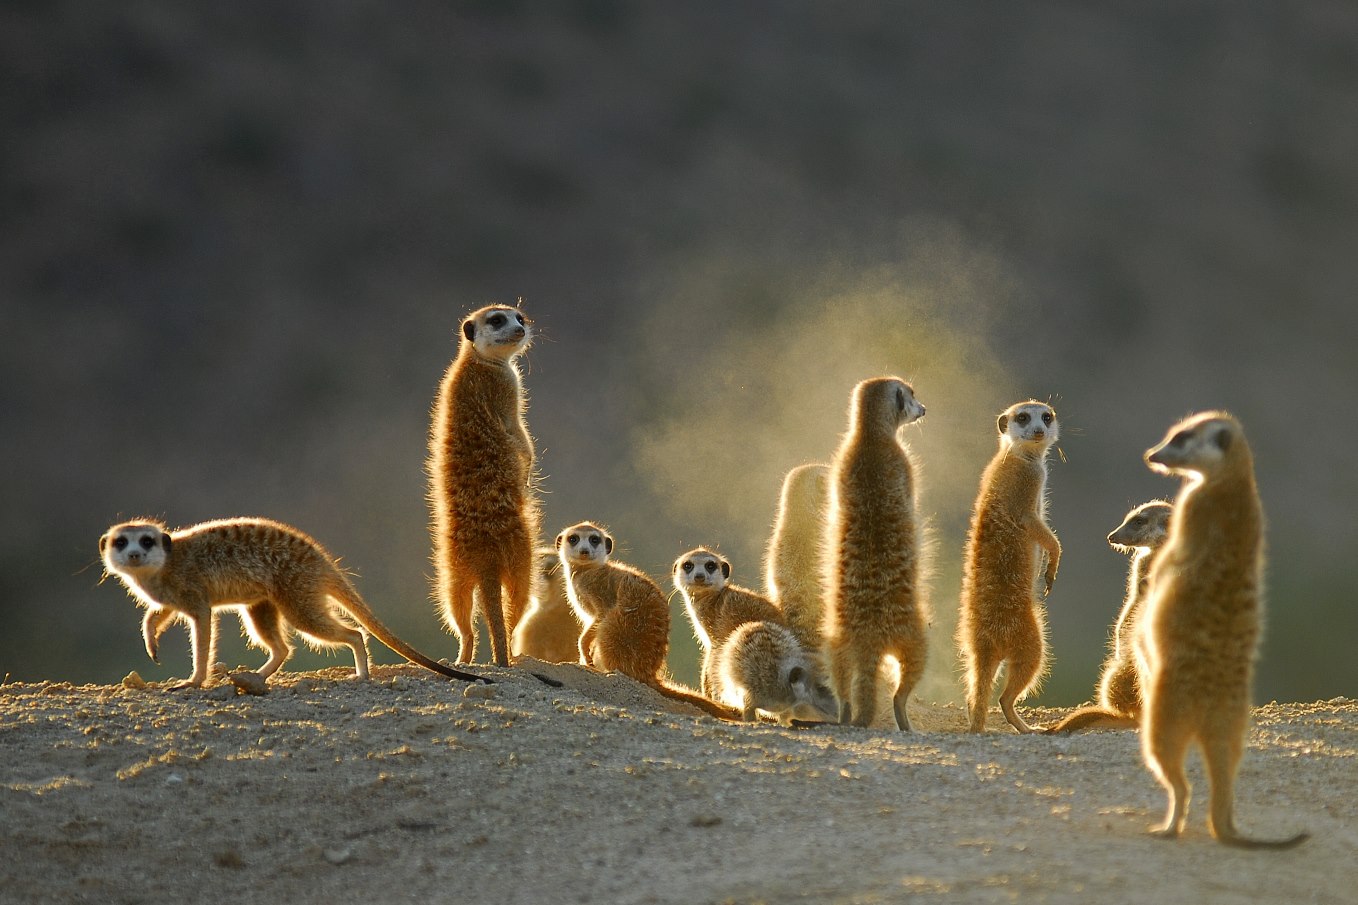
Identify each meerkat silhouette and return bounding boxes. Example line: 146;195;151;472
958;400;1061;733
763;463;831;652
672;547;785;697
823;376;929;730
511;547;582;664
428;303;539;667
100;518;485;688
1136;412;1308;849
717;620;839;725
1046;500;1172;733
556;522;738;720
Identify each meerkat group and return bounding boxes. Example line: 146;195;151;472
97;298;1307;848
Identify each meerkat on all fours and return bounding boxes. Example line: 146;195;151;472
958;400;1062;734
672;548;785;697
1046;500;1172;734
511;548;582;664
763;463;831;652
822;376;930;730
100;517;485;688
556;522;739;720
1135;412;1308;849
717;620;838;725
428;303;539;668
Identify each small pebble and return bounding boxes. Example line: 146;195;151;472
229;672;269;696
463;684;497;701
121;671;146;690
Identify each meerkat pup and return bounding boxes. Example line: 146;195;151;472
958;400;1062;734
763;463;831;651
511;548;582;664
717;620;838;725
1046;500;1172;733
100;517;484;688
1136;412;1308;848
556;522;738;720
428;303;539;667
673;548;786;697
823;376;929;730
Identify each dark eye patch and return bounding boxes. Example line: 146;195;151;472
488;314;507;328
1015;412;1030;426
588;535;601;547
682;561;694;573
139;535;156;551
113;536;129;551
1041;412;1053;425
703;560;717;573
567;534;579;546
515;314;524;325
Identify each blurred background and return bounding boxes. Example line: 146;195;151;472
3;1;1354;704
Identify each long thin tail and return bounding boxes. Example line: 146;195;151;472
651;679;740;721
1216;829;1310;851
1044;705;1138;734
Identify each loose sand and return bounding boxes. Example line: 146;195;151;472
1;662;1350;904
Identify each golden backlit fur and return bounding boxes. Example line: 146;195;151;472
823;376;929;730
716;620;838;725
428;303;540;667
763;463;831;652
1136;412;1308;848
958;400;1062;733
511;547;582;664
672;547;785;696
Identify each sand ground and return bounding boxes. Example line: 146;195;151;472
1;662;1350;905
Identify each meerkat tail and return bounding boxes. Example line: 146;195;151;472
1043;706;1138;734
651;680;741;721
1214;829;1311;851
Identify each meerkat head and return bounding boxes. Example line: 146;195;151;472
672;548;731;597
461;304;531;362
1107;500;1174;552
781;463;829;511
1145;411;1246;479
555;522;613;570
850;376;926;434
997;401;1058;453
100;520;172;575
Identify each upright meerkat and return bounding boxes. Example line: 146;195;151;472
556;522;738;720
823;376;929;730
672;548;785;697
1136;412;1308;848
763;463;831;651
100;517;485;688
958;400;1062;734
1047;500;1172;733
428;303;539;667
511;548;582;664
717;620;838;725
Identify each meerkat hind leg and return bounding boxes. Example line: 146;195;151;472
1145;716;1193;838
446;574;477;664
478;574;511;668
891;655;920;732
287;595;371;680
241;601;293;680
998;654;1041;734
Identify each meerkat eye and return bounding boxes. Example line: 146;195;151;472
896;388;906;412
1130;516;1145;527
704;560;718;573
1041;412;1053;425
113;536;129;551
566;534;579;546
139;536;156;550
1169;432;1189;449
1015;412;1030;426
588;535;601;547
515;314;524;325
682;561;694;574
488;314;506;328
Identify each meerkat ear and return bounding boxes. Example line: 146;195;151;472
604;535;614;554
787;665;806;686
554;531;565;548
720;558;731;579
997;414;1009;434
161;534;172;553
1214;427;1233;451
462;320;476;342
99;534;108;553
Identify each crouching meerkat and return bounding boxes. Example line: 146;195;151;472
100;518;485;688
672;548;785;697
717;620;838;725
763;463;831;652
1136;412;1308;848
1046;500;1172;733
428;303;539;667
958;400;1062;733
556;522;738;720
823;376;929;730
511;548;583;664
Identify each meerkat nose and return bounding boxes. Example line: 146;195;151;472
917;404;926;417
513;327;526;339
1032;429;1045;440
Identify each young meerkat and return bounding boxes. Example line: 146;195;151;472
717;620;839;725
763;463;831;652
556;522;738;720
672;547;786;697
823;376;929;730
958;400;1062;734
1136;412;1308;849
1046;500;1172;733
428;303;539;667
511;548;583;664
100;517;485;688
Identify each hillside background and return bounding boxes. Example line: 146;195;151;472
3;1;1354;703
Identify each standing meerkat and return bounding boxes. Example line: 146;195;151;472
763;463;831;652
958;400;1062;734
717;620;838;725
100;518;485;688
1046;500;1172;733
555;522;738;720
511;548;582;664
428;303;539;667
672;547;785;697
823;376;929;730
1136;412;1308;848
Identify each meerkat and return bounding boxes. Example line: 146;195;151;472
1135;412;1308;848
555;522;738;720
511;547;582;664
763;463;831;651
1046;500;1172;733
958;400;1062;734
672;547;786;697
822;376;929;730
99;517;485;688
428;303;539;667
716;620;839;725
